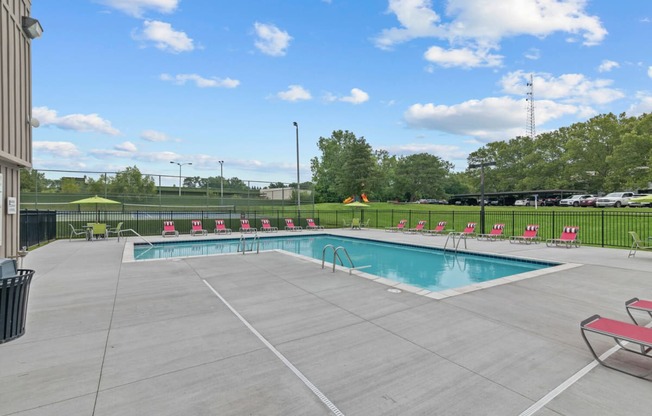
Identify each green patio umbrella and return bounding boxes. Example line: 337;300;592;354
345;201;369;208
69;195;121;222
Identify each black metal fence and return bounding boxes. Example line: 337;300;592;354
32;208;651;249
20;210;57;248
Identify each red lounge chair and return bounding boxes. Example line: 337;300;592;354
626;298;652;326
190;220;207;236
509;224;539;244
546;226;580;248
285;219;302;231
405;220;427;234
162;221;179;237
581;314;652;378
260;219;278;232
423;221;447;236
240;219;257;233
306;218;323;230
385;219;407;232
477;224;505;241
214;220;232;234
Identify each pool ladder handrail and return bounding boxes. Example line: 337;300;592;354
443;231;468;252
120;228;153;246
238;232;260;254
321;244;371;274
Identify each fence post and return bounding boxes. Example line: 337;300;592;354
601;210;605;247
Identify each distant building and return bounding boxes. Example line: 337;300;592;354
260;187;312;200
1;0;40;257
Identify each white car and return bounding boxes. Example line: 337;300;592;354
595;192;635;208
559;194;593;207
514;198;534;206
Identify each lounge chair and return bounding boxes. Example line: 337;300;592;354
162;221;179;237
285;219;302;231
240;219;257;233
580;314;652;378
423;221;448;236
626;298;652;325
477;224;505;241
351;218;361;230
190;220;207;236
628;231;652;257
385;219;407;232
214;220;232;234
405;220;427;234
509;224;539;244
306;218;324;230
260;219;278;232
360;218;371;228
69;224;88;241
449;222;476;238
107;222;124;240
546;226;580;248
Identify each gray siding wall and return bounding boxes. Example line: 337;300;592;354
1;0;33;258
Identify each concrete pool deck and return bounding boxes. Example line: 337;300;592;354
2;229;652;415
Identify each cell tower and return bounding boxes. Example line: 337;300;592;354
526;74;536;139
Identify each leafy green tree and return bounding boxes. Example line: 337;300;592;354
60;178;81;194
108;166;155;196
20;169;47;192
86;174;109;195
393;153;452;201
311;130;375;202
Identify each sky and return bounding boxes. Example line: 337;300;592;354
30;0;652;186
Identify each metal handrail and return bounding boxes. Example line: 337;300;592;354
120;228;153;246
321;245;366;274
238;232;260;254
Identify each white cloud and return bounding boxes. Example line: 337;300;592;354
375;0;607;50
277;85;312;101
115;141;138;152
136;20;194;53
500;70;624;105
598;60;619;72
628;92;652;116
140;130;174;142
404;96;584;141
648;66;652;78
32;106;120;135
381;143;468;160
33;141;82;158
340;88;370;104
524;48;540;60
160;73;240;88
99;0;179;18
424;46;502;68
254;22;292;56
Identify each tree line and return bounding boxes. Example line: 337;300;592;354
311;113;652;203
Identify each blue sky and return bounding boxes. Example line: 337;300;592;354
30;0;652;185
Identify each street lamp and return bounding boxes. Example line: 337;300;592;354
170;161;192;197
218;160;224;206
469;160;496;235
293;122;300;215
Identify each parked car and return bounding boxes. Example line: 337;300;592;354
628;194;652;208
514;198;534;206
579;196;598;207
559;194;593;207
542;197;560;206
595;192;635;208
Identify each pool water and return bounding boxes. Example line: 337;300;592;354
134;235;554;292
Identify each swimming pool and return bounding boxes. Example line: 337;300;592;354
134;235;556;292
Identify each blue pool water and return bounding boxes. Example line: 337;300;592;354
134;235;555;292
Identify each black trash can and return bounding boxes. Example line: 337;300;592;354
0;261;35;343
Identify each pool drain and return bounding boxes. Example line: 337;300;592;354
387;288;402;294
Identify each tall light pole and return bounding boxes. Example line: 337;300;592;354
469;160;496;235
293;121;300;215
170;161;192;197
218;160;224;206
